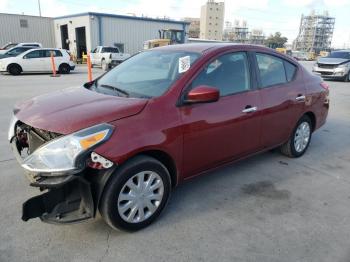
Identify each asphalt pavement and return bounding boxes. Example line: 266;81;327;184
0;62;350;262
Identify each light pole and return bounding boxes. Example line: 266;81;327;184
38;0;42;16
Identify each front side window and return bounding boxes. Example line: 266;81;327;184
256;53;287;87
24;50;42;59
93;50;201;98
190;52;251;96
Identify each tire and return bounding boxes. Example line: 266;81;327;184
101;59;108;71
280;115;312;158
59;63;71;74
99;155;171;231
8;64;22;75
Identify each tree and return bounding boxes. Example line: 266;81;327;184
266;32;288;49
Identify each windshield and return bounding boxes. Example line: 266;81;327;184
327;51;350;59
93;50;200;98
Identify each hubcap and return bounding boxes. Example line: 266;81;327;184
117;171;164;223
294;121;311;153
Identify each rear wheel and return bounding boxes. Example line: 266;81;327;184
280;115;312;158
59;64;70;74
8;64;22;75
99;155;171;231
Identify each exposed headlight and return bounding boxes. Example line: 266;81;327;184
8;115;18;141
22;123;114;174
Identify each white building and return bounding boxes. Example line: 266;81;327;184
200;0;225;40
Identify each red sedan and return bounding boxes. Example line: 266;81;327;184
8;43;329;231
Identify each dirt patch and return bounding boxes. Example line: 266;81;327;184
241;181;291;200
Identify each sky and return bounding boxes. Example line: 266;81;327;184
0;0;349;48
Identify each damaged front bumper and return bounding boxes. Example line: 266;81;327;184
10;138;116;224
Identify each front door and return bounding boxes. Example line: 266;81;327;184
21;50;46;71
180;51;262;177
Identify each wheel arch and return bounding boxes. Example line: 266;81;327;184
7;63;22;72
134;150;178;188
304;111;316;132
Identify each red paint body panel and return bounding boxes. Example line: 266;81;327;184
14;87;148;134
14;44;329;185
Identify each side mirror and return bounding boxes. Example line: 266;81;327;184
185;85;220;104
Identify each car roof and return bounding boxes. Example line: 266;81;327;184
153;43;272;54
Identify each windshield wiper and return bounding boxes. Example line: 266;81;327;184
100;84;130;97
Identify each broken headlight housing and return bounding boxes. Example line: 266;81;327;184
22;123;114;175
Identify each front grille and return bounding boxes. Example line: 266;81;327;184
318;63;336;69
321;72;334;75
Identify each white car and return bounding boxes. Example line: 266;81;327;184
0;48;75;75
0;42;42;54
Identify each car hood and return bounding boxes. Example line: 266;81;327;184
14;86;148;134
0;50;6;55
318;57;350;65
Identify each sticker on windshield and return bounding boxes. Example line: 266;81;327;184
179;56;191;73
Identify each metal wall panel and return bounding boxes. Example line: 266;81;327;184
99;16;187;54
0;13;55;47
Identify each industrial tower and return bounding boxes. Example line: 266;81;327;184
294;11;335;54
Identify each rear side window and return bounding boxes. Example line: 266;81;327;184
256;53;286;87
284;61;297;82
43;50;63;57
191;52;250;96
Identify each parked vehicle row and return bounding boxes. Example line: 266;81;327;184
0;42;42;52
8;43;329;231
0;48;75;75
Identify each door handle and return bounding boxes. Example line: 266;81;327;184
242;106;257;113
295;95;306;101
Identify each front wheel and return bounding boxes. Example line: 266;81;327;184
99;155;171;231
344;72;350;82
280;115;312;158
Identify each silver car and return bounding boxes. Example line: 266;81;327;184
313;50;350;82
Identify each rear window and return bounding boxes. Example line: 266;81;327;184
101;47;119;53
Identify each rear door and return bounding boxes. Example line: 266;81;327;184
181;51;262;177
253;52;305;148
42;50;64;71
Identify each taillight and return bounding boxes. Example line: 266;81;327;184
320;82;329;90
